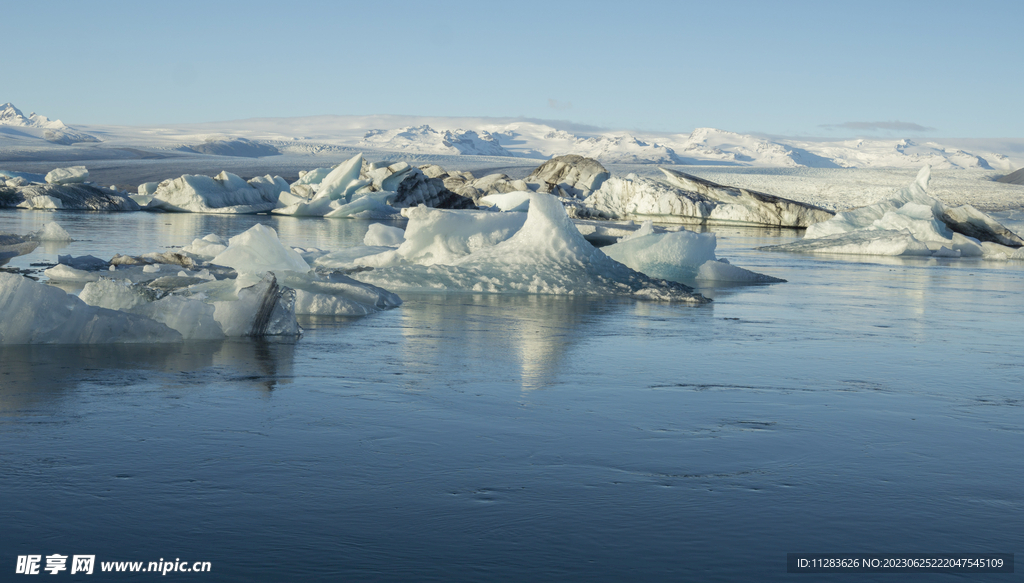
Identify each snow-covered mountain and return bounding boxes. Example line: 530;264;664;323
0;103;100;145
1;103;1020;170
358;126;513;157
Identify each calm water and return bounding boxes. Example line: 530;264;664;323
2;209;1023;581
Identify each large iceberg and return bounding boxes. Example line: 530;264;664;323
759;166;1024;258
274;154;475;218
346;193;710;303
147;171;285;214
659;168;835;227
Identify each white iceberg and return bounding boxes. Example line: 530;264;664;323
29;221;73;242
478;191;533;212
210;224;310;275
147;171;280;214
602;221;784;284
0;273;183;344
349;193;709;303
363;223;405;247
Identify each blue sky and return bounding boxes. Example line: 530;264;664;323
5;0;1022;137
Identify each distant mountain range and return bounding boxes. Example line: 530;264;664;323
1;103;1020;171
0;102;100;145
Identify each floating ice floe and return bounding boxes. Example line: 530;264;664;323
343;193;710;303
759;166;1024;259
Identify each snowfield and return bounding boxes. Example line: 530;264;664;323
4;104;1023;171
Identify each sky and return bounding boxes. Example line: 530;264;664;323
4;0;1023;138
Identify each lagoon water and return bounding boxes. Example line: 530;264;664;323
2;208;1023;581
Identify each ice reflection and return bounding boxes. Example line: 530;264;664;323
0;339;296;413
0;209;388;273
395;293;712;391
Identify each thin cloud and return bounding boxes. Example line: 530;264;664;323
821;121;936;132
548;99;572;111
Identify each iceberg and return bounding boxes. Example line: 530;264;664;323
348;193;710;303
29;221;73;242
6;183;140;211
363;223;405;247
0;273;183;344
210;224;310;275
45;166;89;185
147;171;281;214
759;166;1024;258
478;191;532;212
602;221;785;284
659;168;834;227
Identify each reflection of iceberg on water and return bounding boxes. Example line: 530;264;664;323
759;166;1024;259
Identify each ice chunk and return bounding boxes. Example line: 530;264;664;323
660;168;834;227
181;234;228;259
80;279;225;340
295;167;334;186
13;183;139;211
148;171;278;214
210;224;310;275
351;193;710;303
312;246;397;270
271;195;335;217
314;153;364;202
363;223;405;247
44;264;103;282
0;273;182;344
383;206;528;266
478;191;533;212
29;222;73;242
138;182;160;196
45;166;89;185
18;194;63;209
58;254;108;270
602;229;718;281
324;191;401;219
